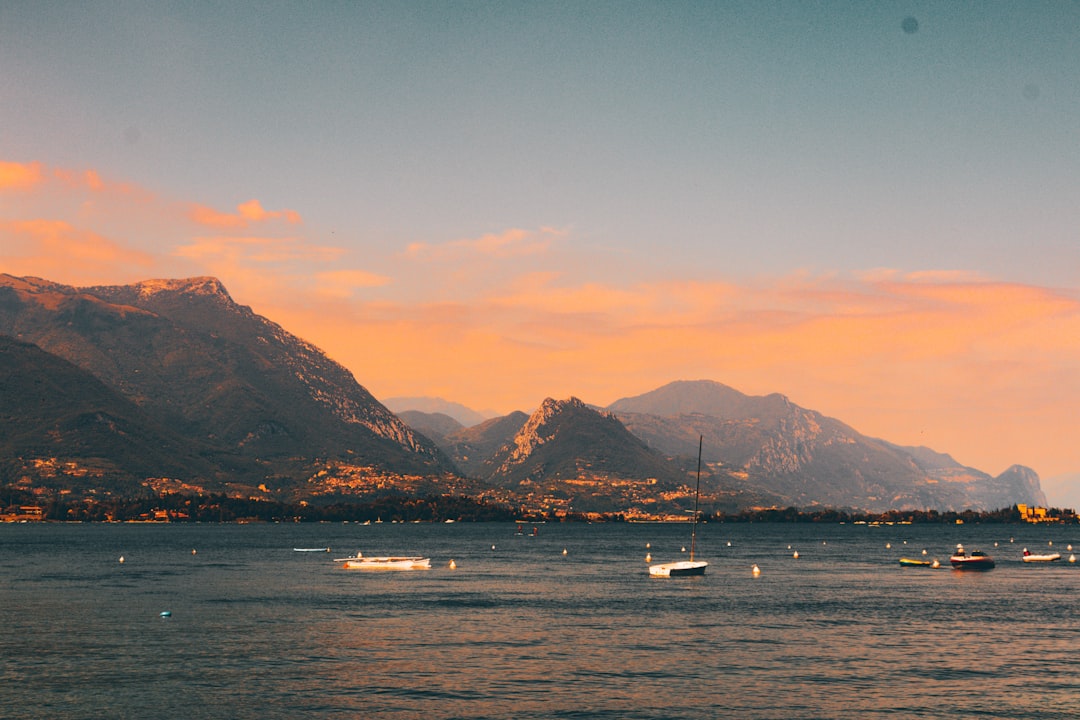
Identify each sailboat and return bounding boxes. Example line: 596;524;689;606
649;435;708;577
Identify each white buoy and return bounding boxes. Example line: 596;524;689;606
645;553;652;562
119;556;125;564
752;564;761;576
922;549;927;555
931;559;940;569
1049;541;1054;546
994;541;999;547
646;542;651;549
448;559;457;569
1068;545;1073;551
886;543;891;549
727;541;732;547
491;544;495;551
681;546;686;553
562;548;568;556
1069;554;1076;563
191;549;197;555
793;551;799;559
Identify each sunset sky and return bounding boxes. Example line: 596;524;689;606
2;2;1078;503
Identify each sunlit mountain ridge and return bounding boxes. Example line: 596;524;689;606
0;275;1047;513
391;381;1048;513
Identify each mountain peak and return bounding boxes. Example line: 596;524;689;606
510;397;586;461
129;277;232;300
536;395;589;417
608;380;749;417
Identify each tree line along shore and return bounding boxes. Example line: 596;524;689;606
2;490;1076;525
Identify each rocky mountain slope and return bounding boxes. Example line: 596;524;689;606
607;380;1046;512
471;398;690;514
479;398;683;486
0;274;455;497
0;335;220;493
438;411;530;478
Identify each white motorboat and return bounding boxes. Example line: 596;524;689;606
950;545;995;570
1022;548;1061;562
649;435;708;578
334;552;431;570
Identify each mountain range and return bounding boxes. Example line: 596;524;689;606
400;382;1046;514
0;274;1046;514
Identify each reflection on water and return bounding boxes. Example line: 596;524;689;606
1;522;1078;719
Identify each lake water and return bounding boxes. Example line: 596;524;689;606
2;521;1077;719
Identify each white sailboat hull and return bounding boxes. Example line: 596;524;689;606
649;560;707;577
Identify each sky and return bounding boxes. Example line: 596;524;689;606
1;2;1078;504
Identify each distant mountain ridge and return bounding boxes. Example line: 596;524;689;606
0;275;1048;513
399;380;1048;512
383;396;489;427
606;380;1046;512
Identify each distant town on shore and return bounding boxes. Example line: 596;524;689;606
2;492;1075;526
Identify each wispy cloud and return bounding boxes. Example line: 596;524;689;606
174;236;343;265
189;199;302;229
305;268;1079;477
404;227;563;261
0;218;155;282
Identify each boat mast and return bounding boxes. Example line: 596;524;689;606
690;434;702;562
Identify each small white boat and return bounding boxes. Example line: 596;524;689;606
649;559;708;577
1022;548;1061;562
293;547;330;552
334;552;431;571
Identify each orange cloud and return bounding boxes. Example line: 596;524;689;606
0;161;45;190
189;199;302;229
173;236;342;265
405;227;562;261
0;218;156;282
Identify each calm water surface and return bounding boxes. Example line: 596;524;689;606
2;522;1077;719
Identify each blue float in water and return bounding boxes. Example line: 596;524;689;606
159;611;172;618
